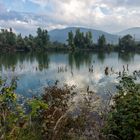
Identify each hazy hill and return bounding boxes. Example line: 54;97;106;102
49;27;119;44
117;27;140;41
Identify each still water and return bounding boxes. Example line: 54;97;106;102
0;51;140;97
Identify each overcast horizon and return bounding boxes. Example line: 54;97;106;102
0;0;140;35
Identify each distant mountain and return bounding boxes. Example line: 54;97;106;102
117;27;140;41
49;27;119;44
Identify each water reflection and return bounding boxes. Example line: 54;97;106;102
97;52;106;63
0;52;49;74
68;51;92;70
0;51;140;97
118;52;135;62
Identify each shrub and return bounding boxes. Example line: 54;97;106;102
40;84;106;140
103;75;140;140
0;76;47;140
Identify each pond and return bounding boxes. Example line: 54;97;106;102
0;51;140;97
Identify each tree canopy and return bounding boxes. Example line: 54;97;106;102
0;27;50;52
97;35;106;49
119;34;135;50
0;27;139;52
67;29;93;49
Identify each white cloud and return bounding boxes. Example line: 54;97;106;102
29;0;49;7
0;19;36;35
41;0;140;32
0;0;140;34
0;17;67;36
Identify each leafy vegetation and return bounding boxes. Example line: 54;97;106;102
103;75;140;140
67;29;93;50
119;34;136;51
0;72;140;140
98;35;106;49
0;28;50;52
0;27;140;52
0;76;47;140
0;76;106;140
67;29;140;51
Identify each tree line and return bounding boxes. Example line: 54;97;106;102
0;27;140;52
67;28;140;51
0;28;50;52
67;29;107;50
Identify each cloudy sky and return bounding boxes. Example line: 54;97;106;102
0;0;140;35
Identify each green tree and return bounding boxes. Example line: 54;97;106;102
85;31;93;48
36;27;50;49
67;29;93;49
67;31;75;50
7;28;16;46
23;34;35;50
0;28;16;51
119;34;135;50
16;34;25;48
74;28;82;47
98;35;106;49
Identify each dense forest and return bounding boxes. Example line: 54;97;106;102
0;27;140;52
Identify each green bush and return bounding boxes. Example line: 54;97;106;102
103;76;140;140
0;76;47;140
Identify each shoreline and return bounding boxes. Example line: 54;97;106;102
1;46;140;53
